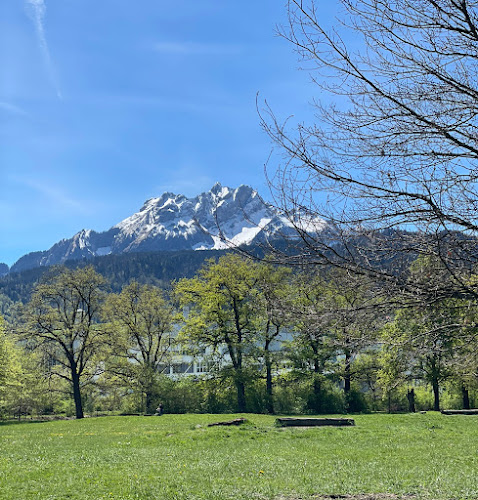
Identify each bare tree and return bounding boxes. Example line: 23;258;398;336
262;0;478;307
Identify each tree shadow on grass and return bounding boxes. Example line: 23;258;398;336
0;419;51;426
275;496;419;500
0;416;75;426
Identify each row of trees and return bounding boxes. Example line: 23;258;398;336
6;0;478;419
1;252;477;419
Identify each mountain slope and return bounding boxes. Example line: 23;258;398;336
0;263;9;277
11;183;310;273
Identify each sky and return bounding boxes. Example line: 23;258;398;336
0;0;339;267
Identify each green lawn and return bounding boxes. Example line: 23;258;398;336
0;413;477;500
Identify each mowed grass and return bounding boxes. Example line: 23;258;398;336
1;413;478;500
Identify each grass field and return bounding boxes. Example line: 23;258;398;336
1;412;477;500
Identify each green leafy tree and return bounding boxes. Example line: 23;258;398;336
449;336;478;410
289;271;335;412
392;257;478;411
352;352;381;411
0;316;60;418
0;317;23;416
0;294;16;324
22;266;107;419
446;275;478;409
175;255;263;412
378;321;415;413
254;262;292;414
325;272;379;410
383;301;467;412
291;269;378;412
102;282;174;414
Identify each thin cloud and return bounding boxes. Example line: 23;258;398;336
11;175;89;214
99;94;231;114
155;164;214;198
0;102;28;116
153;41;242;56
25;0;62;99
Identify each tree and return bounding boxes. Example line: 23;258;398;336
373;254;478;412
102;282;174;414
255;262;292;413
288;270;335;412
377;320;413;413
0;317;22;415
383;299;470;412
263;0;478;309
290;268;378;412
449;336;478;409
22;267;107;419
175;255;264;412
0;294;16;325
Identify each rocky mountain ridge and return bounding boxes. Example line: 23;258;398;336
10;183;314;274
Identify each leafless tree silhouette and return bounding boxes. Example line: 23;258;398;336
261;0;478;307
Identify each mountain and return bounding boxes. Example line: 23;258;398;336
10;183;313;273
0;263;9;277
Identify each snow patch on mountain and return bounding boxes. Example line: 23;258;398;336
96;246;112;256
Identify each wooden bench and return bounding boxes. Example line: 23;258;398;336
441;409;478;415
276;417;355;427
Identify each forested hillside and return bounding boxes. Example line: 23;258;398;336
0;248;230;304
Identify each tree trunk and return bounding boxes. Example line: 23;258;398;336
344;350;352;412
308;343;323;413
312;342;320;374
407;388;416;413
144;365;157;414
145;389;154;414
71;370;84;419
311;376;322;413
235;376;247;413
432;378;440;412
227;338;247;413
462;385;470;410
264;348;274;414
344;351;351;394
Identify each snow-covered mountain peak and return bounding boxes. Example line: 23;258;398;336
210;181;223;193
233;184;254;202
210;182;231;199
10;183;325;273
140;192;183;212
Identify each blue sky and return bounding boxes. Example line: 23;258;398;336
0;0;339;267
